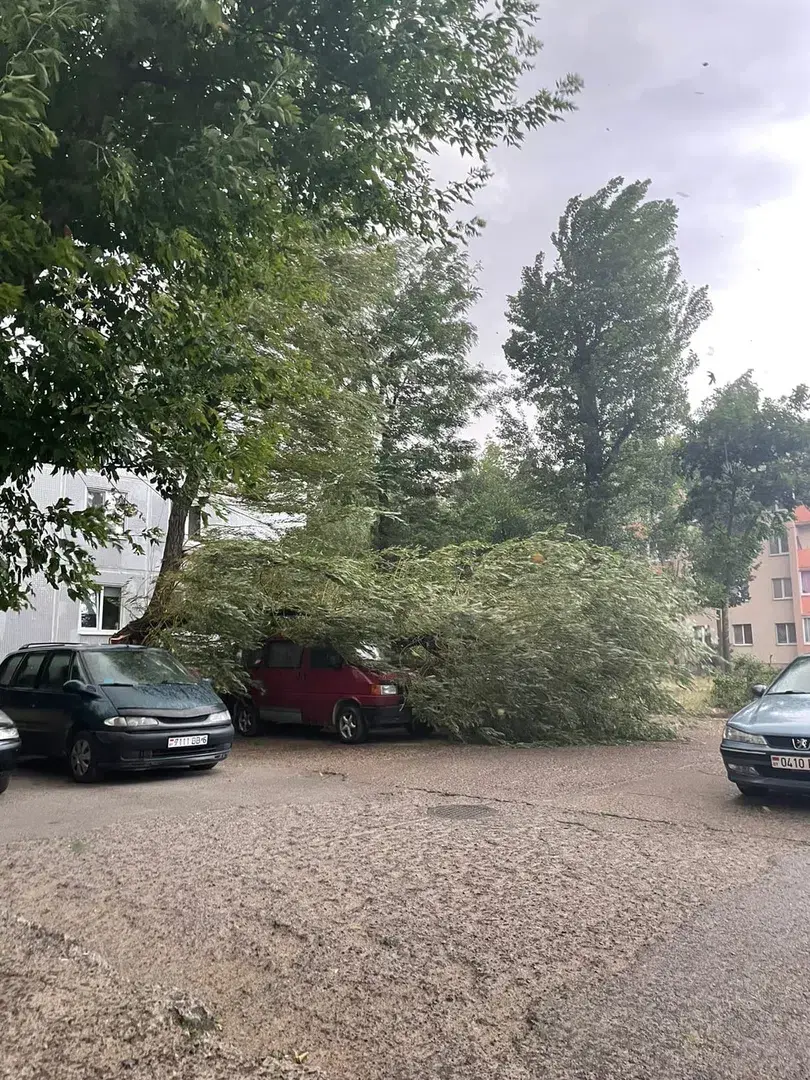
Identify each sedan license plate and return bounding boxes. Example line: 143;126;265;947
771;754;810;771
167;734;208;749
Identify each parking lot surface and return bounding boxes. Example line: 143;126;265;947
4;720;810;1079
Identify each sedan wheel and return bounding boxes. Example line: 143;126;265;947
69;734;100;784
0;771;9;795
336;704;368;745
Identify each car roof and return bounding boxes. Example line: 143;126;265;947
15;643;151;653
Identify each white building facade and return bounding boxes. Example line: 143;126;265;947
0;471;286;657
0;471;170;656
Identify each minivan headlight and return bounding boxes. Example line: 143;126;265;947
207;710;231;725
723;723;766;745
103;716;160;729
374;683;398;696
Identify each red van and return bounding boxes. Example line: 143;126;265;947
232;640;421;744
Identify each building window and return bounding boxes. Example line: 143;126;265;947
769;532;789;555
732;624;753;646
86;487;109;510
776;622;797;646
804;617;810;645
801;570;810;595
772;577;794;600
80;585;123;632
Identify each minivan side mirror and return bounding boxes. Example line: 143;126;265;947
751;684;766;698
63;679;101;699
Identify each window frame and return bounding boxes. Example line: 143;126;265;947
79;584;124;634
772;577;794;600
804;617;810;646
262;641;304;670
776;622;797;646
732;623;753;647
769;532;790;556
37;650;76;692
0;654;22;687
801;570;810;596
86;487;109;511
310;646;344;671
10;652;48;689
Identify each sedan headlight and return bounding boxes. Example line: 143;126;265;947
723;723;767;746
0;724;19;742
103;716;160;729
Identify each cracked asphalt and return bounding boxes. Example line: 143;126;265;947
3;717;810;1079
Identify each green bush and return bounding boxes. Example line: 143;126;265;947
710;655;780;714
159;531;700;745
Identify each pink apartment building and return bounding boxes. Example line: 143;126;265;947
693;506;810;666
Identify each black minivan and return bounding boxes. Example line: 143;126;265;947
0;643;233;783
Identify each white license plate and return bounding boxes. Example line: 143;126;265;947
771;754;810;771
167;734;208;749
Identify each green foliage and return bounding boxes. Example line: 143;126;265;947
503;177;711;547
397;441;549;549
366;240;495;549
158;532;698;745
681;373;810;617
0;0;578;609
710;655;780;714
233;243;393;523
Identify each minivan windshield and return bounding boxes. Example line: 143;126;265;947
767;658;810;695
83;648;197;687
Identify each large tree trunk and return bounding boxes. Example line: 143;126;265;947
371;431;396;551
112;469;202;644
575;362;607;545
718;601;731;665
371;487;395;550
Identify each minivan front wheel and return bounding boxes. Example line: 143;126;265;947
68;733;101;784
336;704;368;745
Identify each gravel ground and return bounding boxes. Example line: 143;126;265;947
2;769;777;1080
0;915;318;1080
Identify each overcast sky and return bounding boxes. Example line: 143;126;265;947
443;0;810;435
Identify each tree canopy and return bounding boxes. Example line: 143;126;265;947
158;530;697;744
364;241;494;548
503;177;711;546
680;372;810;659
0;0;579;609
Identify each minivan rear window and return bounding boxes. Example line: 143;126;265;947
0;654;21;687
83;648;196;687
12;652;47;688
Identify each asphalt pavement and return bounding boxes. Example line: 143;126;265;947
3;718;810;1079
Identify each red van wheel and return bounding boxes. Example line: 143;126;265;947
335;704;368;745
232;701;261;737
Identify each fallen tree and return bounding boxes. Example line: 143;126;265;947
155;532;698;745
